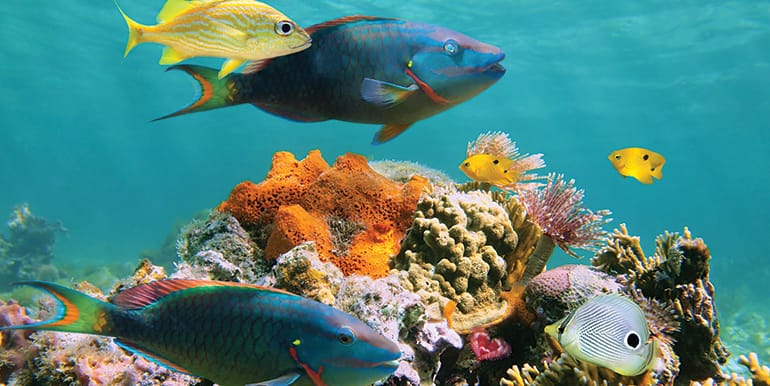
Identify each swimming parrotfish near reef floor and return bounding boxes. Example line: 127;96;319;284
156;15;506;144
1;280;401;386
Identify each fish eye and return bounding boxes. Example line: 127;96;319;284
443;39;460;56
625;331;641;349
643;154;650;160
275;20;295;36
464;162;470;167
557;325;565;334
650;167;656;171
336;326;357;345
614;154;622;160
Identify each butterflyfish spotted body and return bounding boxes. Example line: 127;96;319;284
155;16;506;144
1;280;401;386
608;147;666;184
116;0;312;78
545;294;660;376
459;131;545;189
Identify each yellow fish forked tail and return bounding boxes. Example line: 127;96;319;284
115;1;146;58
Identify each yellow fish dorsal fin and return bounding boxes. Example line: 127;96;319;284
157;0;208;23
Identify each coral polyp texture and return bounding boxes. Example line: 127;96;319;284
393;188;521;332
218;150;430;278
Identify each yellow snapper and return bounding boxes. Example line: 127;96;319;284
608;147;666;184
545;294;659;376
116;0;312;78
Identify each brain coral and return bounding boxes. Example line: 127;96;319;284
219;150;430;278
393;188;519;332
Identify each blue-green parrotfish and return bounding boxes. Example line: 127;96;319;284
1;280;401;386
156;15;506;144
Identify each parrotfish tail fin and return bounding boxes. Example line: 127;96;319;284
153;65;237;121
115;1;144;58
1;281;114;335
372;123;413;145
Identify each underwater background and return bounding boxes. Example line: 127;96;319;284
1;0;768;373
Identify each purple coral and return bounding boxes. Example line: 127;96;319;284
517;173;611;284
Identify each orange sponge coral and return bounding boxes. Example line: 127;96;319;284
220;151;430;278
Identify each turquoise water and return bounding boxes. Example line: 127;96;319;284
1;0;768;363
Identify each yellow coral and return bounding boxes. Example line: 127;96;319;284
740;352;770;386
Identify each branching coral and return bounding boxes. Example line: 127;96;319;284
517;174;611;284
500;353;660;386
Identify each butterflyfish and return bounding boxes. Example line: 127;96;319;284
115;0;312;78
153;16;506;144
545;293;660;376
1;280;401;386
459;131;545;189
608;147;666;184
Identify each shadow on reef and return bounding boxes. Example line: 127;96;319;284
0;204;67;291
1;151;769;386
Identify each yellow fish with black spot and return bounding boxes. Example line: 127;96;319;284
608;147;666;184
116;0;312;78
459;154;520;186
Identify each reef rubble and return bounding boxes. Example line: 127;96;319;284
0;151;766;386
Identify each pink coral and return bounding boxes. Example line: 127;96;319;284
468;327;512;361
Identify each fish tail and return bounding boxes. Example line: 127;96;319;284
1;281;116;335
153;65;237;121
115;1;145;58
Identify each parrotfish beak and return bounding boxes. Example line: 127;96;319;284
484;53;506;78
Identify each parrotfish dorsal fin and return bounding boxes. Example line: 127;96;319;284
157;0;209;23
111;279;296;309
305;15;398;35
115;339;195;375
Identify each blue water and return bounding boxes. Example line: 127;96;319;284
1;0;769;359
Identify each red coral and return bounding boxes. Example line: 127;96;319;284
468;327;512;361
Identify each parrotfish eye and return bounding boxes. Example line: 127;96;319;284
443;39;460;56
275;20;295;36
625;331;641;349
336;326;357;345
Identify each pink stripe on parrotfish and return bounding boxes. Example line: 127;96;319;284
155;15;505;144
0;280;401;386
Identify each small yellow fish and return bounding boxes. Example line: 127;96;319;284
459;131;545;189
116;0;312;78
608;147;666;184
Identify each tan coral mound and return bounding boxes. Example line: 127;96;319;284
219;150;430;278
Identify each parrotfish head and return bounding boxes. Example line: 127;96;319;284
292;310;401;385
406;23;505;104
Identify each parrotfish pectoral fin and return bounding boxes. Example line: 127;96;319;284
154;65;236;121
219;58;246;79
360;78;418;107
0;281;113;335
372;123;413;145
159;46;188;65
115;339;196;375
245;372;302;386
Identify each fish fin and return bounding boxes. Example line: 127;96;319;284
157;0;206;23
650;165;663;180
360;78;418;107
219;58;245;78
115;339;195;375
115;1;145;58
305;15;397;35
0;281;113;335
245;372;302;386
244;59;274;74
253;103;327;122
372;123;413;144
159;46;188;65
154;65;238;121
632;172;654;184
111;279;297;309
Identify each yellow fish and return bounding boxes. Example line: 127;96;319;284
459;154;518;186
608;147;666;184
116;0;312;78
459;132;545;189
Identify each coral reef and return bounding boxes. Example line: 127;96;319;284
219;150;430;278
370;159;455;186
517;174;611;284
0;204;67;289
393;188;519;332
592;225;730;382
